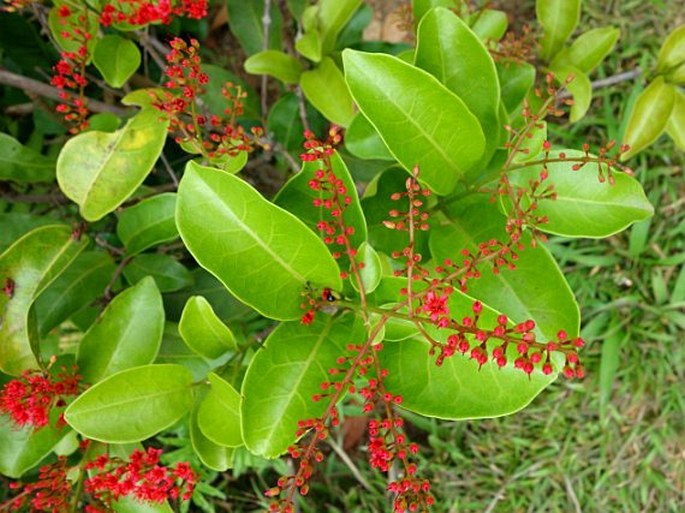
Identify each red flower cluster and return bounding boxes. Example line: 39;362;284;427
152;37;263;161
84;447;197;506
0;368;81;429
7;457;72;512
99;0;207;26
50;4;92;133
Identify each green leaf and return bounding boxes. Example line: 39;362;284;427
56;108;169;221
343;50;485;195
300;57;355;127
93;35;141;88
0;225;87;375
242;313;364;457
549;64;591;122
345;113;394;160
226;0;283;55
179;296;236;359
415;7;500;159
267;93;306;152
382;335;556;420
197;373;242;447
86;112;122;133
621;77;676;160
35;251;115;336
599;322;624;410
551;26;620;74
176;162;342;320
116;193;179;256
469;9;508;42
156;323;214;381
666;88;685;151
244;50;303;84
295;30;322;62
76;277;164;383
64;364;193;443
123;254;193;293
657;24;685;75
430;198;579;340
497;61;536;113
274;150;367;262
0;133;55;183
190;397;234;471
536;0;581;61
352;242;382;294
508;150;654;238
0;415;69;478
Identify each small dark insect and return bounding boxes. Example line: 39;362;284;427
322;288;336;302
3;278;15;299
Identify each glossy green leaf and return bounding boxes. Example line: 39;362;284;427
244;50;303;84
0;133;55;183
430;198;579;340
497;61;536;113
176;162;342;320
345;113;394;160
550;64;591;122
113;497;173;513
197;373;242;447
536;0;581;61
415;7;500;159
551;26;620;73
657;24;685;75
190;398;234;471
123;254;193;293
300;57;355;127
242;314;364;457
382;335;556;420
56;108;169;221
295;29;322;62
86;112;122;133
93;35;141;88
0;415;69;478
226;0;283;55
274;150;367;260
352;242;382;294
116;193;178;256
0;225;87;375
179;296;236;359
64;364;193;443
267;93;306;152
508;150;653;237
621;77;676;160
666;88;685;151
470;9;508;42
35;251;115;336
343;50;485;195
76;277;164;383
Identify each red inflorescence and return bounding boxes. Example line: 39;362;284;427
84;447;197;505
7;457;72;512
99;0;208;27
0;368;81;429
152;37;263;160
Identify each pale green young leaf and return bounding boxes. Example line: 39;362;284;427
536;0;581;61
197;373;242;447
244;50;304;84
551;26;620;74
93;35;141;88
179;296;236;360
300;57;355;127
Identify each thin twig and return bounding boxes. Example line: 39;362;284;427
295;86;311;134
558;68;643;99
260;0;273;118
136;30;169;71
103;256;133;301
159;152;179;186
0;68;131;116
